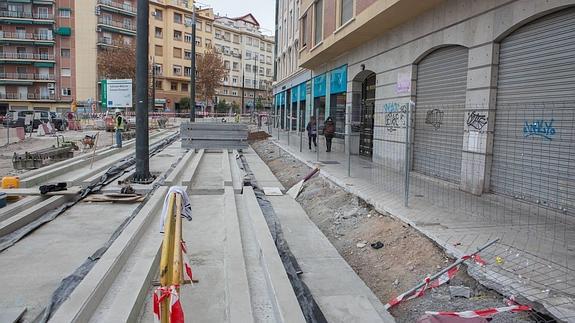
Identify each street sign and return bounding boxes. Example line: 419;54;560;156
101;79;133;109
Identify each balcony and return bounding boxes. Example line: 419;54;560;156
0;10;55;24
97;17;136;36
0;31;54;45
0;72;55;81
0;92;55;101
96;36;124;48
0;52;55;62
97;0;137;16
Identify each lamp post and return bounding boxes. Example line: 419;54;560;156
188;6;196;121
134;0;150;181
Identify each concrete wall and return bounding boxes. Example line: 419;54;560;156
300;0;575;194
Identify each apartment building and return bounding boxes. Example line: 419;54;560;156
213;14;274;111
74;0;137;110
274;0;575;207
150;1;214;111
273;0;311;131
0;0;75;113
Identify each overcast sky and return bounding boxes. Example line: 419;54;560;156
200;0;276;34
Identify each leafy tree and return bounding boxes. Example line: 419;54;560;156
97;44;136;81
255;97;264;111
230;101;240;113
179;97;191;112
196;48;228;112
216;99;229;113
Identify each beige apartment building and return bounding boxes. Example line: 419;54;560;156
0;0;76;113
149;1;215;111
213;14;275;111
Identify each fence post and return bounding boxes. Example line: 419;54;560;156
299;129;303;152
347;133;351;177
404;104;411;207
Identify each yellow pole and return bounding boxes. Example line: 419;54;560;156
159;193;176;323
172;194;183;290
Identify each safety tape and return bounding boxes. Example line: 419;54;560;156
153;285;184;323
425;304;531;318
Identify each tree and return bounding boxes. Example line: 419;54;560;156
216;99;229;113
196;48;228;112
230;101;240;113
255;97;263;111
179;97;190;112
97;44;136;81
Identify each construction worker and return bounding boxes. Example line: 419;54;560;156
114;109;125;148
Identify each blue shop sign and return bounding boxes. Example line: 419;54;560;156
330;65;347;94
313;74;326;98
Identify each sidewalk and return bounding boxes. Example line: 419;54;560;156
266;128;575;321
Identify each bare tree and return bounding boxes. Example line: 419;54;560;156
97;44;136;81
196;48;228;111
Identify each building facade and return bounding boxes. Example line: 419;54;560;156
0;0;75;113
273;0;575;209
213;14;275;111
149;1;214;111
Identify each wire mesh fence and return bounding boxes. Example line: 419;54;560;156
269;102;575;322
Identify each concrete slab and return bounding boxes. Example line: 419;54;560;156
0;195;70;237
0;196;44;222
181;149;204;187
0;307;26;323
189;152;224;195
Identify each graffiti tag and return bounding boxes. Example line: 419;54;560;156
466;111;487;130
384;103;407;132
425;109;444;130
523;119;556;140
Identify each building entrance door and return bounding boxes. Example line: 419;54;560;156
359;73;375;159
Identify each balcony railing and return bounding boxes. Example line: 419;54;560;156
0;11;54;20
98;17;136;32
0;93;55;100
0;52;55;60
97;37;124;47
0;72;55;80
97;0;136;14
0;31;54;41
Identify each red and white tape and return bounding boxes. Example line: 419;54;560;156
153;285;185;323
385;265;460;309
425;304;531;318
385;252;489;309
181;240;194;282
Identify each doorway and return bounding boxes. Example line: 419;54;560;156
359;73;376;159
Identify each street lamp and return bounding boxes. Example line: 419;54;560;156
134;0;150;182
185;6;197;122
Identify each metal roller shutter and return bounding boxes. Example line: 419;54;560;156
413;46;468;183
491;8;575;212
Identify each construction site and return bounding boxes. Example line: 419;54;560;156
0;115;569;323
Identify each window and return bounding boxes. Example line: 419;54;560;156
155;80;163;89
174;13;182;24
155;45;163;56
206;23;212;32
173;65;182;76
154;64;163;76
61;68;71;77
181;83;188;92
61;88;71;96
123;18;132;30
245;64;252;72
173;47;182;58
233;34;240;43
195;37;202;47
215;29;222;39
253;38;259;48
184;50;191;60
301;14;307;48
184;32;192;43
155;27;163;38
224;32;231;41
246;36;252;46
123;37;132;45
59;8;71;18
173;30;182;41
266;56;272;64
196;21;202;30
184;67;192;76
154;9;163;21
232;77;237;84
245;50;252;60
232;90;238;96
205;39;212;48
61;49;70;58
314;0;323;45
232;62;239;71
223;88;229;95
224;60;230;70
340;0;353;25
266;68;272;76
171;82;178;91
267;43;272;52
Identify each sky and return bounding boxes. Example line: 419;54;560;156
200;0;276;35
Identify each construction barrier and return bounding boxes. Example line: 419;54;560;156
154;187;193;323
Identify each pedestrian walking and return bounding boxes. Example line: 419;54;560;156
114;109;125;148
324;116;335;152
306;116;317;150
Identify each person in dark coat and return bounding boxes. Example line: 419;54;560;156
324;116;335;152
306;116;317;150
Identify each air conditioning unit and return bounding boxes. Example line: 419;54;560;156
47;83;55;89
96;27;102;33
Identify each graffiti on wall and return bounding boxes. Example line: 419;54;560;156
523;119;556;140
383;102;407;132
425;109;444;130
466;111;488;131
